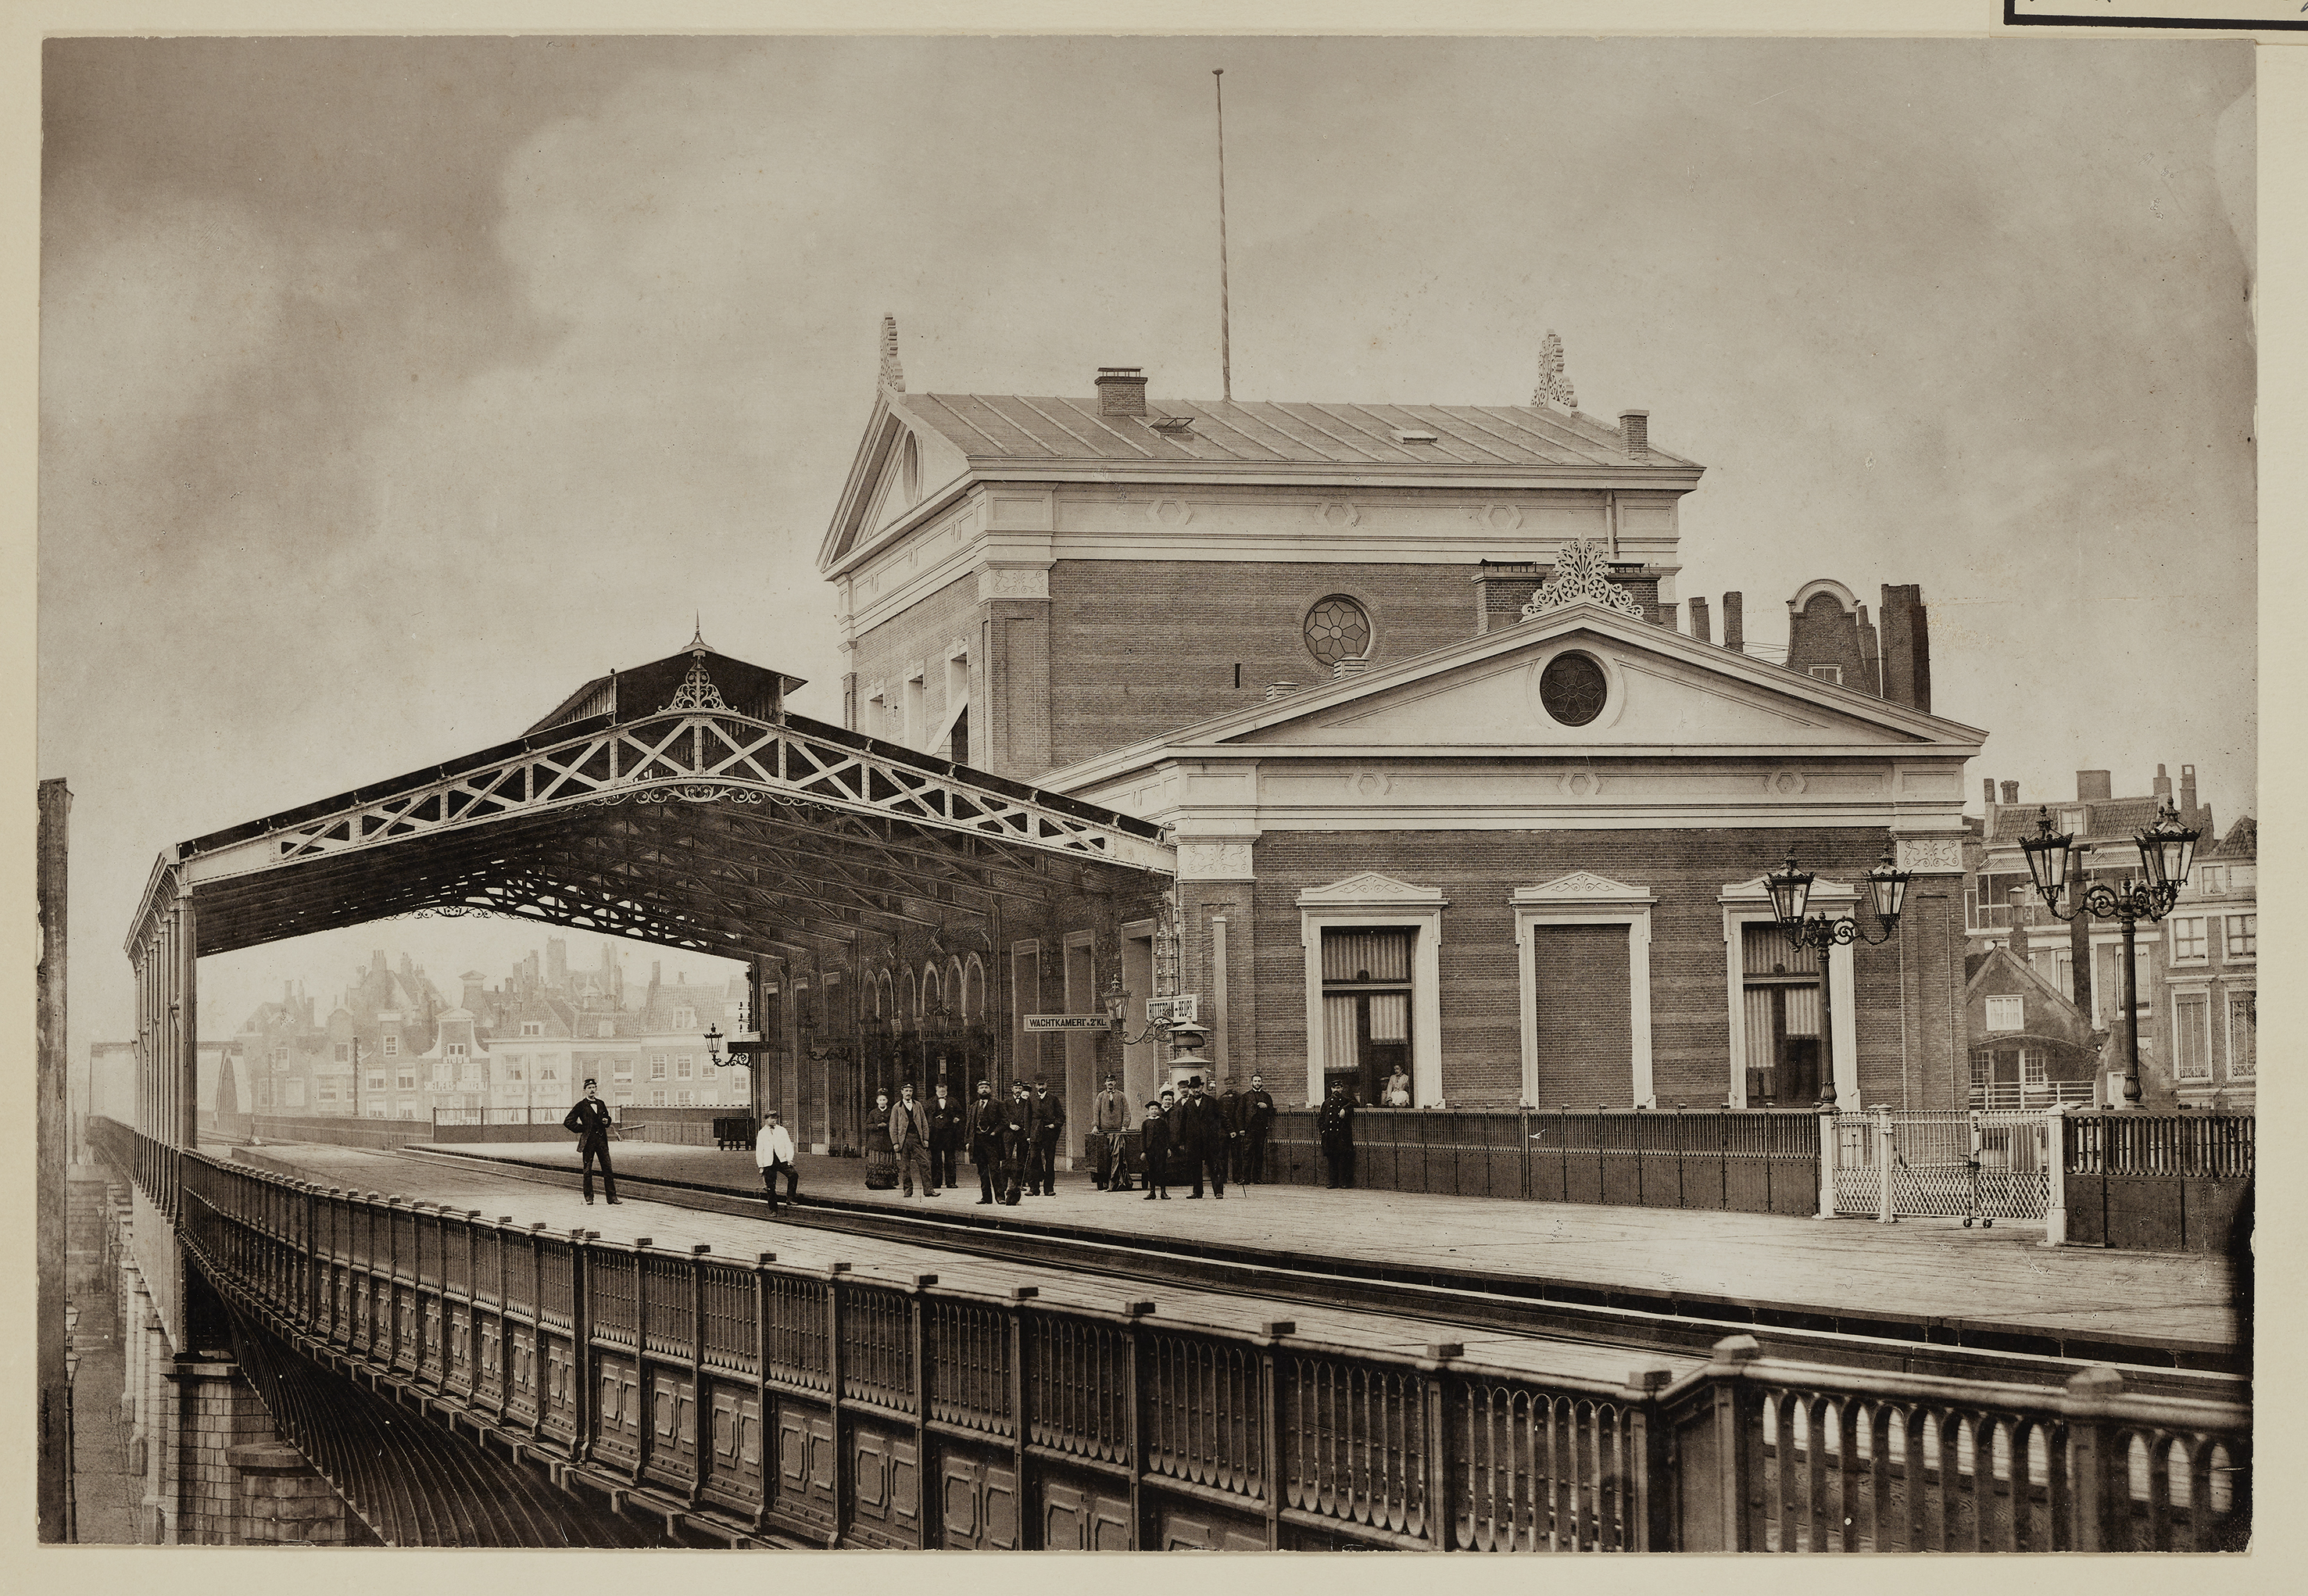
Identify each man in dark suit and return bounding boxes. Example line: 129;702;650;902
1000;1083;1033;1204
969;1079;1004;1205
927;1081;964;1192
1237;1072;1277;1184
1177;1077;1230;1199
1319;1080;1357;1190
563;1080;621;1204
1090;1074;1130;1189
1027;1079;1066;1197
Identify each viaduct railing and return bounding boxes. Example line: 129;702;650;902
114;1122;2246;1552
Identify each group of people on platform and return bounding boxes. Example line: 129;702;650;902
746;1072;1365;1212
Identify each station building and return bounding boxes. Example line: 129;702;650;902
810;326;1984;1128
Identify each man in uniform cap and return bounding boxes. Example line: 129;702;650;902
1090;1073;1130;1190
562;1079;621;1204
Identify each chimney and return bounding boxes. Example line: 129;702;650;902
1984;778;1998;811
2076;770;2113;803
1619;409;1650;462
2007;889;2032;959
1687;596;1712;643
1723;592;1744;653
1095;367;1148;417
1879;585;1932;712
2180;764;2197;815
548;939;567;988
2001;781;2020;805
1854;602;1884;697
1472;561;1547;635
371;950;387;973
462;970;487;1012
2152;764;2173;803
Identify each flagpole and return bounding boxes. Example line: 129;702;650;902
1214;68;1232;403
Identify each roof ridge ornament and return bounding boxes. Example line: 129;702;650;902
664;622;732;713
878;313;906;395
1523;539;1643;621
1534;330;1577;410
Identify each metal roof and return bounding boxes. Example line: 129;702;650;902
901;394;1693;471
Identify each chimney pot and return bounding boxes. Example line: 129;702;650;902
1619;409;1650;462
2001;781;2020;805
1095;367;1149;417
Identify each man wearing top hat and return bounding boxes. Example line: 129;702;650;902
1027;1078;1066;1197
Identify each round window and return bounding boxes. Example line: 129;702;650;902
1304;596;1372;667
1538;651;1608;727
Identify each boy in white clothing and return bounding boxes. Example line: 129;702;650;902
753;1111;799;1212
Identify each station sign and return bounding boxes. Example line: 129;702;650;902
1147;994;1200;1025
1024;1014;1114;1032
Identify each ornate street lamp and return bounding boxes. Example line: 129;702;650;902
2019;800;2199;1110
703;1022;725;1067
1762;850;1913;1108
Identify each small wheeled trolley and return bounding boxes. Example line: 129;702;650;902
1959;1154;1992;1229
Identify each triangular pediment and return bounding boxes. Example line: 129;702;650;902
818;392;975;574
1204;603;1977;753
1515;871;1655;904
1297;871;1447;906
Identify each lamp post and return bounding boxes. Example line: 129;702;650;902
1762;850;1913;1109
2018;801;2199;1110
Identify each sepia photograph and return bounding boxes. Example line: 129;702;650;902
29;11;2264;1557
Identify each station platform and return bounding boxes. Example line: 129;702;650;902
224;1134;2244;1368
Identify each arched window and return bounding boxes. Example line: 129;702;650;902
921;964;943;1018
962;956;985;1020
1304;595;1372;667
901;968;918;1023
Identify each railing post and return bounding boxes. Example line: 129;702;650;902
1700;1333;1765;1551
571;1228;593;1467
687;1245;710;1508
751;1251;776;1535
1420;1340;1462;1552
2063;1365;2129;1552
1875;1105;1895;1225
904;1272;935;1548
825;1262;851;1547
1121;1300;1152;1551
1622;1362;1676;1551
1005;1286;1039;1550
2042;1106;2068;1247
1816;1108;1836;1219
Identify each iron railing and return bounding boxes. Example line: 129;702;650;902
2066;1114;2254;1179
107;1122;2246;1552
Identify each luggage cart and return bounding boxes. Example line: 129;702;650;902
1959;1152;1992;1229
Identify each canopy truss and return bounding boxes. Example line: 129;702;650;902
129;706;1173;968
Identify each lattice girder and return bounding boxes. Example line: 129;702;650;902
178;709;1172;892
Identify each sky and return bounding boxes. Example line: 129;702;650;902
36;34;2257;1068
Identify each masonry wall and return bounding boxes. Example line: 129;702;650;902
1044;560;1480;775
1247;828;1963;1110
845;574;982;752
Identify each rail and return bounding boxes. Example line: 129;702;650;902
105;1119;2247;1552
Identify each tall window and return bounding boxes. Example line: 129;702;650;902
367;1072;385;1091
334;1043;352;1063
2170;918;2207;961
1741;924;1820;1105
677;1054;693;1079
397;1069;416;1090
2227;997;2256;1079
651;1054;667;1079
1320;929;1413;1104
2173;993;2210;1080
2226;914;2256;960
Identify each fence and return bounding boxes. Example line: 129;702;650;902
141;1126;2246;1551
1267;1109;1822;1218
1830;1109;2052;1224
2063;1115;2254;1255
